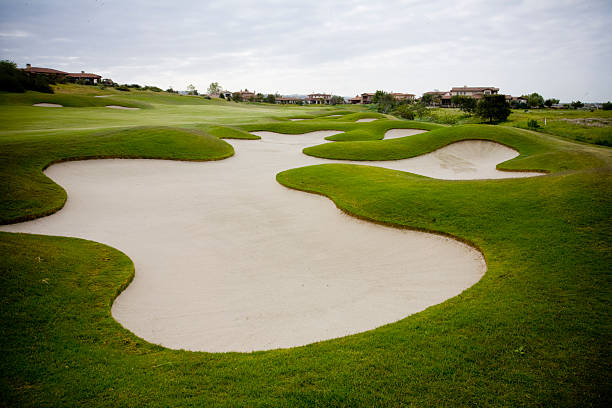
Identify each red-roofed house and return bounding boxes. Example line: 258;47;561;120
22;64;101;84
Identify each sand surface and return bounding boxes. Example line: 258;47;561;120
106;105;140;110
33;103;63;107
384;129;428;139
289;118;306;121
94;95;113;98
356;118;378;122
1;130;541;352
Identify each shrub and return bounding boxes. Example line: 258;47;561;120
602;101;612;110
115;85;130;92
475;94;511;123
0;60;53;93
527;119;540;129
393;104;415;120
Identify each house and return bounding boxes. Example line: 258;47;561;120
66;71;102;85
306;93;332;104
22;64;102;84
391;93;415;102
450;86;499;99
276;97;303;105
349;95;362;104
360;93;375;104
351;92;415;104
422;91;447;106
238;89;255;100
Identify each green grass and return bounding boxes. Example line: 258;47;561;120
503;109;612;146
1;85;610;407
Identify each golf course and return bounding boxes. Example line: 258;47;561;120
1;85;610;407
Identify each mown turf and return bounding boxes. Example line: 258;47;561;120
241;119;441;142
1;85;610;407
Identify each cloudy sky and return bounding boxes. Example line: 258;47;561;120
1;0;611;101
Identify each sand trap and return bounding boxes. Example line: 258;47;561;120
289;118;306;121
251;131;543;180
94;95;113;98
356;118;378;122
105;105;140;110
0;130;510;353
33;103;63;107
384;128;428;139
326;114;342;117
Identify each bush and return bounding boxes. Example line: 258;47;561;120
602;101;612;110
393;104;415;120
475;94;511;123
115;85;130;92
527;119;540;129
0;60;53;93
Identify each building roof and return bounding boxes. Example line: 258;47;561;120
451;86;499;92
308;93;331;98
23;66;68;75
67;72;102;79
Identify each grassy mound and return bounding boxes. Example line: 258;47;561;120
0;126;234;224
204;125;260;140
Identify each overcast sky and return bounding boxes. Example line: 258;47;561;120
1;0;611;101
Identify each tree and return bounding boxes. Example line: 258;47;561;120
526;92;544;108
421;93;434;106
393;104;415;120
571;100;584;109
264;94;276;104
475;94;511;123
603;101;612;110
186;84;198;95
451;95;477;113
372;90;395;113
232;92;243;102
255;93;264;102
0;59;53;93
207;82;222;95
330;95;345;105
544;98;559;107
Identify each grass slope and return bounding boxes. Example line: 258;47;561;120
241;119;441;141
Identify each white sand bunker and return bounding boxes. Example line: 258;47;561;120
356;118;378;122
289;118;306;121
0;130;507;353
94;95;113;98
106;105;140;110
384;128;428;139
252;131;544;180
33;103;63;107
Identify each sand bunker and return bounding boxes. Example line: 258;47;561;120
289;118;306;121
94;95;113;98
33;103;63;107
251;131;543;180
1;131;540;352
105;105;140;110
356;118;378;122
384;129;428;139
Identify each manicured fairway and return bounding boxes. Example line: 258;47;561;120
0;87;610;407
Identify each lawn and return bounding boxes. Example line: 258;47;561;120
0;85;610;407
